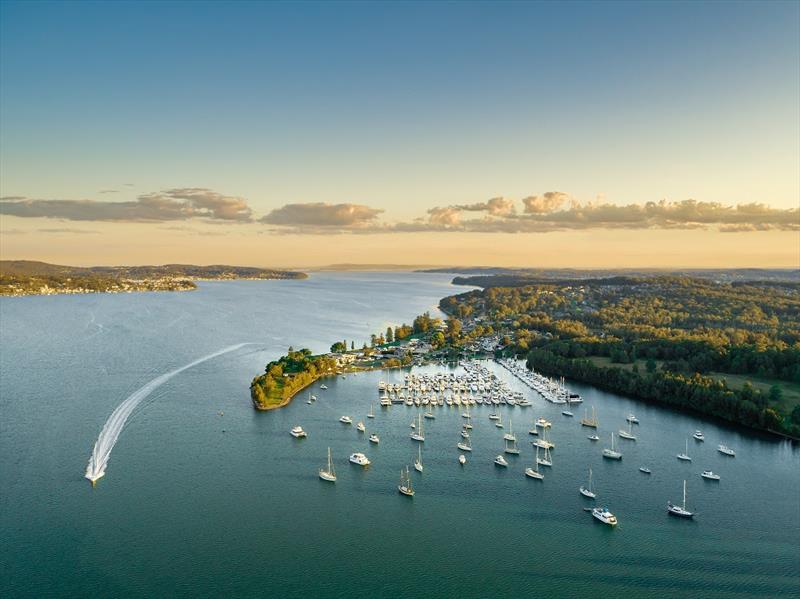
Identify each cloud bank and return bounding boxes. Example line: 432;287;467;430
1;189;796;235
0;188;252;222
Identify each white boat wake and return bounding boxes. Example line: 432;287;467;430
85;343;253;485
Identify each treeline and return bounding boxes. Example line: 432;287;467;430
526;348;800;438
250;348;338;409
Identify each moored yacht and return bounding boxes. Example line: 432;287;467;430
318;447;336;482
339;416;352;424
677;439;692;461
692;430;704;441
602;432;622;460
701;470;720;480
414;445;423;472
290;426;307;438
667;480;694;518
717;444;735;457
398;466;414;497
639;466;652;474
356;421;366;432
458;454;467;465
349;452;370;466
369;433;380;444
579;468;596;499
626;414;639;424
618;420;636;441
592;507;618;526
494;454;509;467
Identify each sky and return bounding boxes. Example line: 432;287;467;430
0;0;798;268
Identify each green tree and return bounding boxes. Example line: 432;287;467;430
330;341;346;353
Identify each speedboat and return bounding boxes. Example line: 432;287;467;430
356;421;366;432
349;452;370;466
639;466;652;474
717;444;735;457
290;426;307;438
591;507;618;526
458;454;467;465
701;470;720;480
693;430;704;441
339;416;352;424
320;384;328;390
562;410;574;417
587;434;600;441
494;455;509;467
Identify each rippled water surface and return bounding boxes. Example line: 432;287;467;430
1;273;798;598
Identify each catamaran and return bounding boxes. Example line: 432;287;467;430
414;445;423;472
677;439;692;461
319;447;336;482
579;468;596;499
602;432;622;460
398;466;414;497
667;480;694;518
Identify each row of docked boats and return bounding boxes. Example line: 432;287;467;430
498;357;582;405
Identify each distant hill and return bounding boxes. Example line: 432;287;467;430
317;263;441;271
0;261;307;296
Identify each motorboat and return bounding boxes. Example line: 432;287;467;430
320;384;328;390
639;466;652;474
318;447;336;482
717;444;735;457
339;416;352;424
626;414;639;424
692;430;704;441
458;454;467;465
356;421;366;433
494;455;509;467
701;470;720;480
349;452;370;466
369;433;380;444
587;434;600;441
591;507;618;526
290;426;307;438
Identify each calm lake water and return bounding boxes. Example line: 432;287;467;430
1;273;798;598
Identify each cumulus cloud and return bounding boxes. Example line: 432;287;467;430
0;188;252;223
261;202;384;233
523;191;572;214
456;197;516;216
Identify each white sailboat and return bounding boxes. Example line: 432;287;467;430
537;446;553;467
618;419;636;440
667;480;694;518
503;418;516;442
677;439;692;461
525;446;544;479
368;404;375;419
602;432;622;460
579;468;596;499
318;447;336;482
457;436;472;452
410;413;425;442
504;437;520;455
414;445;423;472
